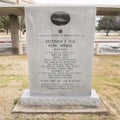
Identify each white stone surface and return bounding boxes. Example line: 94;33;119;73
21;89;100;106
25;6;95;96
21;6;100;107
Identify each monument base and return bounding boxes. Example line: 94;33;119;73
21;89;100;107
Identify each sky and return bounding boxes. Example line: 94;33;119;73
33;0;120;5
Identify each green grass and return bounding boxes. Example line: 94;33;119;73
0;75;28;88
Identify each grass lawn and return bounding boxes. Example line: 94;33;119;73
0;55;120;120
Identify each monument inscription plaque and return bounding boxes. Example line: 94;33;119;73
21;6;100;106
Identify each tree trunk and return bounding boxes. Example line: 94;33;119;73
6;29;8;34
106;30;110;36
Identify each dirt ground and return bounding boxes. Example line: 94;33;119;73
0;55;120;120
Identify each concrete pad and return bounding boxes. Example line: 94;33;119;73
13;98;108;113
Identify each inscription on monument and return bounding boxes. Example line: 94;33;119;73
37;34;84;91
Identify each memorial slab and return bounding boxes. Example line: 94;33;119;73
21;6;100;107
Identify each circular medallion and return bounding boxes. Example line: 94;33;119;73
58;29;63;33
51;11;70;26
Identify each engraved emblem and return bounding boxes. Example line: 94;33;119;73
51;11;70;26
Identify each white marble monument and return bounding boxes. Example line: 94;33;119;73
21;6;100;106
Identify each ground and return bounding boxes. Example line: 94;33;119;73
0;55;120;120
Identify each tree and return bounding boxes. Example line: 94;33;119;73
0;16;9;34
97;16;119;36
19;16;26;35
0;16;26;35
0;20;4;30
114;17;120;32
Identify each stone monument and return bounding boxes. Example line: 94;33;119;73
21;6;100;106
